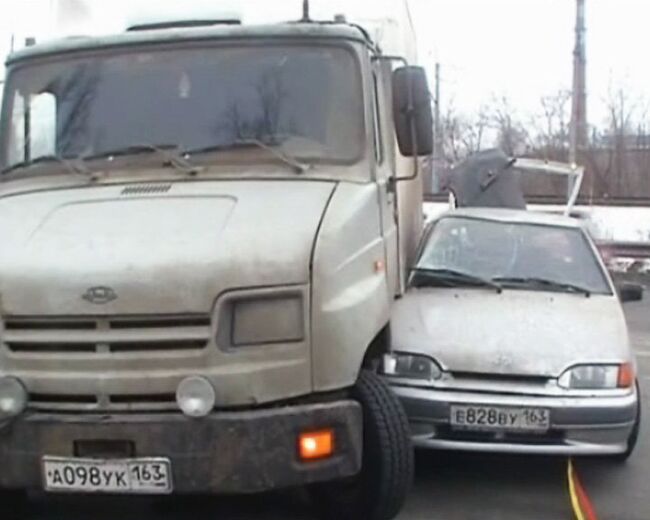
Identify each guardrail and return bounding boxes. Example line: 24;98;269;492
597;241;650;260
423;193;650;207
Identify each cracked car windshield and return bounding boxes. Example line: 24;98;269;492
416;217;612;294
0;45;363;172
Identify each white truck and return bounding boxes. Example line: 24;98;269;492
0;5;432;519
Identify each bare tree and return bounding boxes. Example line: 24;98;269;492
489;95;530;156
533;89;572;158
439;100;463;163
459;105;490;156
574;85;650;199
220;67;292;143
439;100;491;164
433;85;650;200
603;86;642;196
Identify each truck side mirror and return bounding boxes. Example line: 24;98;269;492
618;283;644;303
392;66;434;157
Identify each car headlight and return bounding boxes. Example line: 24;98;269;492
0;377;28;417
558;363;634;389
382;353;443;381
176;376;216;418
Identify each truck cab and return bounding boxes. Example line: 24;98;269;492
0;15;432;520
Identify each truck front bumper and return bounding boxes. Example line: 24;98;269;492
391;384;638;456
0;400;362;494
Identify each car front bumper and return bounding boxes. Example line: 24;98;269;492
389;383;638;455
0;400;362;494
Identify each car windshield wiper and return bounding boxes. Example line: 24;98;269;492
493;276;591;297
83;144;200;175
411;267;502;293
182;138;311;174
1;154;90;178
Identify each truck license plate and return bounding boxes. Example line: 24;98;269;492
43;457;173;494
450;405;550;432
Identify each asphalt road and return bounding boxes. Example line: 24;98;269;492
22;294;650;520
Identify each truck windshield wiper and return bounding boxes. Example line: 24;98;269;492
1;154;89;178
493;276;591;297
411;267;502;293
182;138;311;174
83;144;200;175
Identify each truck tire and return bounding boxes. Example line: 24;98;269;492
310;370;414;520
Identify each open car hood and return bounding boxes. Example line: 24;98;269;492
449;149;526;210
449;149;585;214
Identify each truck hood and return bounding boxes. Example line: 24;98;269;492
0;180;335;315
391;288;631;377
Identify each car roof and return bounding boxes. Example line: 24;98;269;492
436;207;583;229
7;23;369;65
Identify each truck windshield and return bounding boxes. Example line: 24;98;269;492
0;44;363;173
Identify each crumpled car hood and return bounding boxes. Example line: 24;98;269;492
391;287;631;377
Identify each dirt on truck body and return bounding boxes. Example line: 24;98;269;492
0;10;433;520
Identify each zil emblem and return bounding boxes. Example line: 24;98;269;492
82;286;118;304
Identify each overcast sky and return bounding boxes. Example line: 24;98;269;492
0;0;647;126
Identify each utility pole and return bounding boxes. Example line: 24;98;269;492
302;0;311;21
569;0;587;167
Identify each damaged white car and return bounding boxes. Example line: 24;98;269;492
383;207;643;458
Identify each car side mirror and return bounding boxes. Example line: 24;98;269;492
392;66;433;157
618;283;644;303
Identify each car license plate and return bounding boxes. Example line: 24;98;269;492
43;457;173;494
450;405;550;432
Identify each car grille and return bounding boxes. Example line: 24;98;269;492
450;372;550;384
435;425;565;445
2;315;211;355
440;371;554;396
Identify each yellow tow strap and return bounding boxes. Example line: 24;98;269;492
567;458;598;520
568;459;586;520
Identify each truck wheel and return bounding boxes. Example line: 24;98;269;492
310;370;414;520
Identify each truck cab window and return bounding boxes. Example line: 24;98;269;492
8;91;56;164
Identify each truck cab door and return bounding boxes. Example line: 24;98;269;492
372;63;401;298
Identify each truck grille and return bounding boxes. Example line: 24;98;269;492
2;315;212;355
29;392;179;413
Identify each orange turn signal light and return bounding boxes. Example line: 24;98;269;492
298;429;334;461
618;363;635;388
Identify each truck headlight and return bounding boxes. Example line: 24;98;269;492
176;376;216;418
558;363;634;389
382;353;443;381
231;295;304;346
0;377;28;417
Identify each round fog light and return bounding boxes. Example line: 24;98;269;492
176;376;216;418
0;377;28;417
